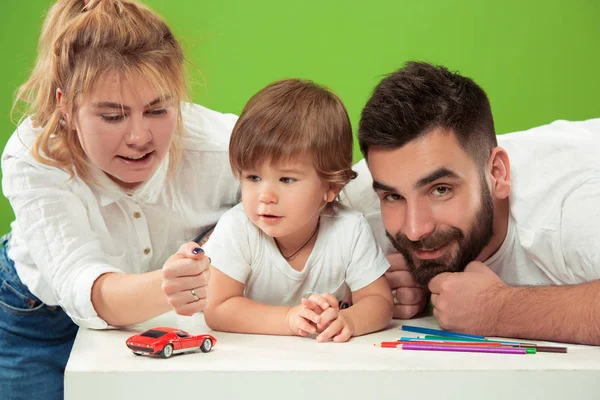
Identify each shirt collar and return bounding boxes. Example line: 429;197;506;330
90;153;170;207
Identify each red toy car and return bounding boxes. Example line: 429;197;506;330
126;327;216;358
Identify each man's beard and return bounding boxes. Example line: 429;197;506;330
386;177;494;286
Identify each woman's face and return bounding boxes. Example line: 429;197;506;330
70;74;177;189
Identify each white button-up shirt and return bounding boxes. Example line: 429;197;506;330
2;103;240;329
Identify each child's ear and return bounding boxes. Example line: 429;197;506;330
324;185;341;203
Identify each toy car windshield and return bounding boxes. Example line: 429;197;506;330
140;329;168;338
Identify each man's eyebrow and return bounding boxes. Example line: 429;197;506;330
414;167;459;189
92;97;164;110
372;180;397;192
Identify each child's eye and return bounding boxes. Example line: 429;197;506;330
102;114;125;122
280;177;296;184
246;175;261;182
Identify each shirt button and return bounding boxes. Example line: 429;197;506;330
143;248;151;255
126;192;133;197
133;212;141;218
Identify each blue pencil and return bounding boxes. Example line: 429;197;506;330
401;324;486;340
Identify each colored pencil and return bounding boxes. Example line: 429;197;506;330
381;341;503;348
421;335;531;346
420;335;566;352
401;343;535;354
401;324;485;340
396;336;567;353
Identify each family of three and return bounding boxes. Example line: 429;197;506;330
1;0;598;399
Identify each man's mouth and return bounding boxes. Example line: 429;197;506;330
413;242;451;260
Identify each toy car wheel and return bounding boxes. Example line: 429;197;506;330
200;338;212;353
161;344;174;359
133;352;143;356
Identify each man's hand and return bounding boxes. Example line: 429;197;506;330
385;253;429;318
429;261;510;335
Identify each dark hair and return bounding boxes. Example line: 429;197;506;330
358;61;497;167
229;79;357;209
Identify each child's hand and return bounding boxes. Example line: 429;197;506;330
161;243;211;316
315;310;355;343
302;293;339;332
286;304;320;336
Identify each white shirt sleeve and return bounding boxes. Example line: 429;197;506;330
560;178;600;282
202;206;253;284
2;156;123;329
344;214;390;291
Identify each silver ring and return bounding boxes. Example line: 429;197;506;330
392;289;400;305
190;289;200;302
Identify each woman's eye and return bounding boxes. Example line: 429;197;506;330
102;114;125;122
147;109;167;116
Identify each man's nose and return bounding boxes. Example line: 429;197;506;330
403;200;436;242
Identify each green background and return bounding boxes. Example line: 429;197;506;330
0;0;599;233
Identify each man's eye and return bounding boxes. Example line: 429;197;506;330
433;186;451;196
383;193;402;202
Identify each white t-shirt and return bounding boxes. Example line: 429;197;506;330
203;203;390;306
343;118;600;286
1;103;240;329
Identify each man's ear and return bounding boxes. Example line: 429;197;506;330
56;88;69;124
488;147;510;199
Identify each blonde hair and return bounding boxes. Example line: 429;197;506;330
229;79;357;210
13;0;188;183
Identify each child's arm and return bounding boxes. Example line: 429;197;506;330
313;276;393;342
204;266;319;335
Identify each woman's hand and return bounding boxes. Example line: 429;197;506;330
161;242;211;316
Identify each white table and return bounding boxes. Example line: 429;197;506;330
65;311;600;400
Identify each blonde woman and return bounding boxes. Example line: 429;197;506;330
0;1;239;398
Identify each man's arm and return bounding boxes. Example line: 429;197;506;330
496;279;600;344
429;262;600;345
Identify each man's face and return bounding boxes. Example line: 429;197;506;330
368;129;494;285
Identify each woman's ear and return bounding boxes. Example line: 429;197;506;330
56;88;69;124
488;147;511;199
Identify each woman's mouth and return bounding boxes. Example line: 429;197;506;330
118;151;154;164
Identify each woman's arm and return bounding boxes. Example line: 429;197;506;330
93;242;211;326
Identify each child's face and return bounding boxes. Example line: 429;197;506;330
241;157;337;244
72;73;177;190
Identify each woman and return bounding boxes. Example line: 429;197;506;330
0;1;239;399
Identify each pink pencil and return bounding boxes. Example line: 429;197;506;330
401;343;535;354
